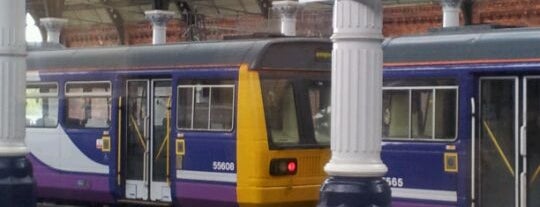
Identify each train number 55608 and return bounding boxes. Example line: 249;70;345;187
212;161;235;171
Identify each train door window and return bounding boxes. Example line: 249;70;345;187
526;78;540;207
26;82;59;128
308;80;331;144
261;79;300;145
177;83;235;131
478;78;516;207
382;86;458;140
64;81;112;128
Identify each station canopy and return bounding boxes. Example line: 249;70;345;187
26;0;438;27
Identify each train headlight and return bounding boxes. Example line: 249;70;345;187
270;158;297;176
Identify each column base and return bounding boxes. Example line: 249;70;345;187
0;156;36;207
318;176;391;207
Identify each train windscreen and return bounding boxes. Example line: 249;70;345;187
260;72;330;149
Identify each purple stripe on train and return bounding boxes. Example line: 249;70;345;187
28;155;114;203
175;181;237;207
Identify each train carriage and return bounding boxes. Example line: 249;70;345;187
382;26;540;207
25;38;331;207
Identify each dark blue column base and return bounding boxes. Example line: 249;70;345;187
318;176;391;207
0;156;36;207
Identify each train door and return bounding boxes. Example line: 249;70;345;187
523;77;540;207
124;79;172;202
476;76;540;207
477;77;518;207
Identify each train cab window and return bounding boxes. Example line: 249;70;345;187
64;81;112;129
26;83;59;128
261;80;300;145
382;86;458;141
177;83;235;131
260;72;331;148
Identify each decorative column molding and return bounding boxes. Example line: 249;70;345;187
145;10;175;44
441;0;462;27
0;0;36;205
272;1;300;36
0;0;28;156
318;0;390;206
326;0;387;178
40;17;68;44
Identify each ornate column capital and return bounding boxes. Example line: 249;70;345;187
272;1;300;36
145;10;175;27
441;0;463;8
441;0;462;27
40;17;68;43
40;17;68;33
272;1;300;19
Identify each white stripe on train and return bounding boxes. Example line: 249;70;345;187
176;170;237;183
392;187;457;202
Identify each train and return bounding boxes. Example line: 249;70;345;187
382;25;540;207
26;25;540;207
25;38;332;206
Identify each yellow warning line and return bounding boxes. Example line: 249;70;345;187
531;165;540;185
130;116;147;150
483;121;514;177
154;97;172;185
155;97;171;161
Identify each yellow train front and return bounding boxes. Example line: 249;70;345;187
26;38;331;206
236;42;332;206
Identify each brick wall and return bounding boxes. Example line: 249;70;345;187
61;0;540;47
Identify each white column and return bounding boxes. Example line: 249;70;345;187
0;0;28;156
325;0;387;177
145;10;175;45
441;0;462;27
40;17;68;44
272;1;299;36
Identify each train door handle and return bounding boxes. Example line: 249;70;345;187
520;125;527;156
143;116;149;140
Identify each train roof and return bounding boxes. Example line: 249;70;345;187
383;26;540;65
28;38;331;71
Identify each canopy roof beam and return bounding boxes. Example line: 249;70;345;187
103;0;127;44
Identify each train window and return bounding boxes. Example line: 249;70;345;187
64;81;112;129
382;86;458;141
383;90;409;139
411;90;433;139
26;83;59;128
435;89;457;139
177;84;235;131
261;80;300;145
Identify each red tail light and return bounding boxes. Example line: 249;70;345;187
270;158;297;176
